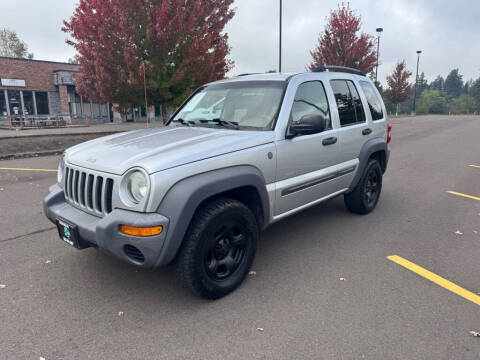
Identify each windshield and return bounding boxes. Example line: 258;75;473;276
171;81;285;130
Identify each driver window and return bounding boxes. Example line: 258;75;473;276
290;81;331;130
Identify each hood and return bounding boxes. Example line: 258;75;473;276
65;126;275;175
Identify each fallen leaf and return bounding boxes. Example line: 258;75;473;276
118;311;124;316
248;271;257;276
339;278;346;281
40;357;46;360
473;230;478;234
469;331;480;337
256;327;264;332
45;260;52;264
455;230;463;235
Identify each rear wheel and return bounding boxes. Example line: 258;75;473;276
174;198;258;299
344;159;382;214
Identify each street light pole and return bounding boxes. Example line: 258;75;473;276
279;0;282;73
143;61;149;128
412;50;422;115
375;28;383;83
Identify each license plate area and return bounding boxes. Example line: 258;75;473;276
56;219;89;249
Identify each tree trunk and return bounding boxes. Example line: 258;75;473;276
161;103;168;124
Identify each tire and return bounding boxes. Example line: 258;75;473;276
174;198;258;299
344;159;383;215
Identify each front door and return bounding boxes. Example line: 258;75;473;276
274;80;344;217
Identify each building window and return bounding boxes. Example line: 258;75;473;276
23;91;35;116
0;92;7;116
35;92;49;115
8;90;22;115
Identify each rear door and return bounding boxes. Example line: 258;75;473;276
329;79;373;165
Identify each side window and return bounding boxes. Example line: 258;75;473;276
330;80;366;127
290;81;331;130
347;81;366;123
359;81;384;120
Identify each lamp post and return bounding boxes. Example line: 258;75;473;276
279;0;282;73
412;50;422;115
375;28;383;83
142;61;149;127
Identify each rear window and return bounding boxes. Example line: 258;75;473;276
359;81;384;120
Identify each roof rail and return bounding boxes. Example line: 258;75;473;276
236;73;261;77
312;65;365;76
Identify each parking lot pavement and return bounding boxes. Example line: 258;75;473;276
0;115;479;359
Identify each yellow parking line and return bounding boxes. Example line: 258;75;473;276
469;165;480;169
0;167;57;172
388;255;480;307
447;191;480;201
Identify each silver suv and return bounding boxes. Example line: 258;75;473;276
44;66;391;299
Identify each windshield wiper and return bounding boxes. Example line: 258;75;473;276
172;118;196;127
199;118;240;130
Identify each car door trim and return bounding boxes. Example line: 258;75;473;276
281;166;356;196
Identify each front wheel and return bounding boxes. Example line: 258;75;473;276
174;198;258;299
344;159;383;214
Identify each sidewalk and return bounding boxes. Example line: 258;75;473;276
0;122;162;139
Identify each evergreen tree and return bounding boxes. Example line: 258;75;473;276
430;75;445;92
444;69;464;98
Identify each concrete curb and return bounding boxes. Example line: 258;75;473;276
0;149;64;161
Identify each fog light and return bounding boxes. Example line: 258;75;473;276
120;225;163;237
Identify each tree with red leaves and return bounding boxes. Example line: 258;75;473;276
63;0;235;117
383;61;413;115
308;3;376;74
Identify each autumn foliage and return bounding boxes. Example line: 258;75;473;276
308;4;377;74
383;61;413;114
63;0;235;112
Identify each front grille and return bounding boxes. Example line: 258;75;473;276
64;166;114;217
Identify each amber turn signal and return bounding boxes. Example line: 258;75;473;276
120;224;163;237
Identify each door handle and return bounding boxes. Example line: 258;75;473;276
362;128;372;135
322;137;338;146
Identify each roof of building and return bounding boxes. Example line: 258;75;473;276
0;56;79;66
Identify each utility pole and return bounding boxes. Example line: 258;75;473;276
412;50;422;115
279;0;282;73
375;28;383;83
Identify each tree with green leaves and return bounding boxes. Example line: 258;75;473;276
448;94;477;114
470;78;480;111
0;28;33;59
430;75;445;92
416;90;447;114
444;69;463;98
416;72;429;99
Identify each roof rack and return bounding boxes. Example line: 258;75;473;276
312;65;365;76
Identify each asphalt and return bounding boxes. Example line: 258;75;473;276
0;115;479;359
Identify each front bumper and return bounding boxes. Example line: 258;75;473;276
43;184;170;268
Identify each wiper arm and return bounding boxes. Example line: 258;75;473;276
172;118;195;127
199;118;240;130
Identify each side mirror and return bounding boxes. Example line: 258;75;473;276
289;114;326;137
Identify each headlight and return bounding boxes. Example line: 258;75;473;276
126;170;149;204
57;158;64;185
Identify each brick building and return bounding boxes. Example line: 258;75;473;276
0;57;111;125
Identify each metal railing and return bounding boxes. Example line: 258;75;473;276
1;115;90;130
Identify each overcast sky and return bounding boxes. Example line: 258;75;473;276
1;0;479;85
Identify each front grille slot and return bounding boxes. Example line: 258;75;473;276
63;166;115;217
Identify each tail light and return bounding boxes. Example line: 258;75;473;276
387;123;392;144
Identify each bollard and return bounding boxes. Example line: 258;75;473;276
86;115;89;126
20;117;24;129
8;116;12;129
72;116;75;125
56;116;59;127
